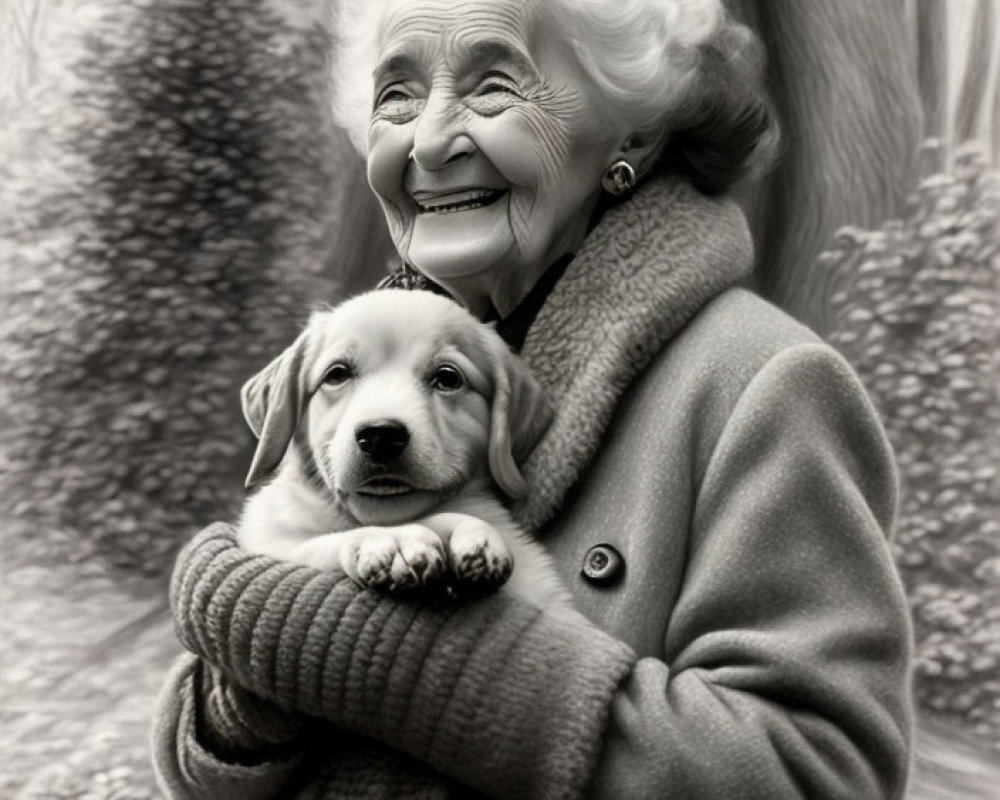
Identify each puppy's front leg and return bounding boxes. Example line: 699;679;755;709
419;513;513;587
420;512;583;622
289;525;447;591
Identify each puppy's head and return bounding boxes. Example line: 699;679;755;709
241;289;551;524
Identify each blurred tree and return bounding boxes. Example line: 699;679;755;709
728;0;922;333
0;0;42;117
954;0;997;145
825;146;1000;755
0;0;372;579
994;58;1000;162
916;0;950;144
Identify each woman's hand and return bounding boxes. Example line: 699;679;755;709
152;655;313;800
197;663;308;763
169;523;636;800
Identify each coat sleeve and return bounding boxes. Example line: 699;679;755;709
586;343;914;799
167;524;637;800
151;652;312;800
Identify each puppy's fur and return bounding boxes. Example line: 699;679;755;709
237;289;575;616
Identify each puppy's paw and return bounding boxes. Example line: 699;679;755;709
448;520;513;587
394;525;448;588
344;525;446;592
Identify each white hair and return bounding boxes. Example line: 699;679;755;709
327;0;387;154
328;0;727;155
549;0;725;130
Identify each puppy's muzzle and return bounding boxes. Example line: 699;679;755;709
355;420;410;464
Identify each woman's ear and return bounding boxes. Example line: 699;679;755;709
241;326;320;489
487;341;553;501
618;128;671;180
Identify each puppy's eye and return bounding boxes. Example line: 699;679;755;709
322;361;354;386
430;364;465;392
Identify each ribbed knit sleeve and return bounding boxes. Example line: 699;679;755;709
170;523;637;800
152;654;311;800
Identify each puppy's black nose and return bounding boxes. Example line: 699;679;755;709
355;421;410;463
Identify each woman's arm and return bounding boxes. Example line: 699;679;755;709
587;344;913;799
167;525;636;800
152;653;311;800
151;648;450;799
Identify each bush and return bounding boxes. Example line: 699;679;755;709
824;146;1000;746
0;0;351;579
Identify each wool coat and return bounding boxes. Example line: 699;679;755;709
153;175;914;799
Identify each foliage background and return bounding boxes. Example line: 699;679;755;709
0;0;998;798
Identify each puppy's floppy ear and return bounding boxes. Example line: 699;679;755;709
241;326;319;489
487;339;553;501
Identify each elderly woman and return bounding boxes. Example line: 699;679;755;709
153;0;913;797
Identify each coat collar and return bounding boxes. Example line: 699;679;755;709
515;173;754;532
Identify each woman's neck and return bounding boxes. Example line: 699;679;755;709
436;260;552;320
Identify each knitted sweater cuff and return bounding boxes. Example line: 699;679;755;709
171;524;637;800
152;654;308;800
199;662;308;763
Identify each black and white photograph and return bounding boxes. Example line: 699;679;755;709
1;1;998;798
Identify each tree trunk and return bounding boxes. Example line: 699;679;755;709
993;43;1000;161
916;0;950;142
954;0;997;145
728;0;922;334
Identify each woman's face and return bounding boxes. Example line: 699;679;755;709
365;0;629;316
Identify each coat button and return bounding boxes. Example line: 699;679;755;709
581;544;624;586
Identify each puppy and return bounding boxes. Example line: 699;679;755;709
236;288;576;617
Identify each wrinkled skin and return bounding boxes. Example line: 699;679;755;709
366;0;633;318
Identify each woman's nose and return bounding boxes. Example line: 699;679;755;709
410;90;474;170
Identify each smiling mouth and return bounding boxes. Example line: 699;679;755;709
354;476;415;497
414;189;506;214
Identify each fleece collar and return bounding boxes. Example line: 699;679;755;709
515;174;754;532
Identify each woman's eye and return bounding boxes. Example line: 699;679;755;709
377;88;409;105
467;73;522;116
322;361;354;386
476;73;519;97
430;364;465;392
372;84;423;122
478;82;516;95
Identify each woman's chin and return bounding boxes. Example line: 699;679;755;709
408;206;515;280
